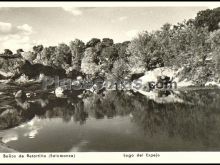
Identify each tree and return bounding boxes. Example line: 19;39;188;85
33;45;43;54
111;59;129;79
86;38;101;48
22;51;36;63
100;46;118;72
41;46;56;66
16;49;24;55
108;58;130;90
4;49;13;56
209;29;220;79
127;31;162;72
101;38;114;47
81;47;101;75
32;45;44;63
69;39;85;71
170;22;211;67
194;7;220;32
55;43;72;69
154;23;173;66
115;41;131;59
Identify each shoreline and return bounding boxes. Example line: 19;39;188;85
0;142;18;153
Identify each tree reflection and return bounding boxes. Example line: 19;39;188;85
1;88;220;147
130;89;220;147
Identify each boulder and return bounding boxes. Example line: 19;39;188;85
12;60;67;80
55;87;68;98
130;73;145;81
14;90;27;100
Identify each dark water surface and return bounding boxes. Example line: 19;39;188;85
0;82;220;152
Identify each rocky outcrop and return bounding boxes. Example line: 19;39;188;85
130;73;145;81
0;56;25;79
11;60;66;81
0;54;67;82
14;90;27;100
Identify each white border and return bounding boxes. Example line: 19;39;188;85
0;1;219;8
1;1;220;163
0;152;220;163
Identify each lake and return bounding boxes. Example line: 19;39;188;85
1;83;220;152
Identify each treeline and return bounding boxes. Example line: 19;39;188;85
1;7;220;85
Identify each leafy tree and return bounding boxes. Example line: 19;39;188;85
86;38;101;48
55;43;72;69
111;59;129;79
194;7;220;32
100;46;118;72
16;49;24;55
33;45;44;54
32;45;44;63
209;29;220;79
127;31;162;72
108;58;130;90
81;47;101;75
115;41;131;59
22;51;36;62
4;49;13;56
153;23;173;66
41;46;56;66
101;38;114;47
69;39;85;70
170;22;211;67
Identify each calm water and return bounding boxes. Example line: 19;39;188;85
1;83;220;152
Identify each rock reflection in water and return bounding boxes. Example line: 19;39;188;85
0;90;86;130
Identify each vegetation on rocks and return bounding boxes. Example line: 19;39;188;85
0;7;220;86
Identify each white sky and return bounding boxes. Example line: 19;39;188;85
0;2;217;53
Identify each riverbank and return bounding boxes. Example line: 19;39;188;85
0;143;18;153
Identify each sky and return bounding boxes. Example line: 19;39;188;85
0;6;212;53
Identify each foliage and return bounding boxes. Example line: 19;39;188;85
115;41;131;59
69;39;85;71
108;58;129;82
209;29;220;80
101;38;114;47
32;45;44;63
81;47;101;75
127;31;162;72
86;38;101;47
54;43;72;69
1;7;220;85
3;49;13;56
194;7;220;32
41;46;57;66
22;51;36;62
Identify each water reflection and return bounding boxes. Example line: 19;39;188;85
1;85;220;151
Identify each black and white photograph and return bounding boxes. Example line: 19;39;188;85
0;1;220;163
